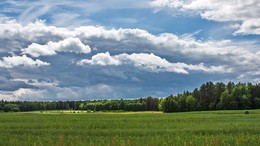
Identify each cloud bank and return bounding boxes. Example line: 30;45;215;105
78;52;228;74
150;0;260;35
0;16;259;100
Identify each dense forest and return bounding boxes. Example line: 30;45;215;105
1;82;260;112
0;98;159;112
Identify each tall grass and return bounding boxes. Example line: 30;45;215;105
0;110;260;145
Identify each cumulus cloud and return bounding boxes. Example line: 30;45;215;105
78;52;121;66
22;37;91;57
150;0;260;35
234;19;260;35
150;0;185;12
0;20;69;42
78;52;229;74
0;55;49;68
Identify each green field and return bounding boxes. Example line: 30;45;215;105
1;110;260;146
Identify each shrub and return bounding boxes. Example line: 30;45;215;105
244;111;249;114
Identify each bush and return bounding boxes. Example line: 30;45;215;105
244;111;249;114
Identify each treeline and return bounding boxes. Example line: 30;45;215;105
0;82;259;113
0;97;159;112
160;82;260;112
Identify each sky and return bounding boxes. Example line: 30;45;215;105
0;0;259;101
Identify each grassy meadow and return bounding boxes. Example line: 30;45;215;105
0;110;260;146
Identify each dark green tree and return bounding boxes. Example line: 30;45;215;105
3;104;20;112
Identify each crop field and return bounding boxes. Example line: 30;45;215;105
0;110;260;146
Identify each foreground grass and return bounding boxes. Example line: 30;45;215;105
0;110;260;146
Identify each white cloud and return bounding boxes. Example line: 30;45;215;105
183;0;259;21
0;19;71;42
71;25;260;68
78;52;121;66
78;52;229;74
11;78;59;87
150;0;260;35
74;26;149;41
0;87;58;101
180;63;231;73
13;88;45;99
23;37;91;57
234;19;260;35
0;84;114;101
0;55;49;68
150;0;185;12
116;53;189;74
